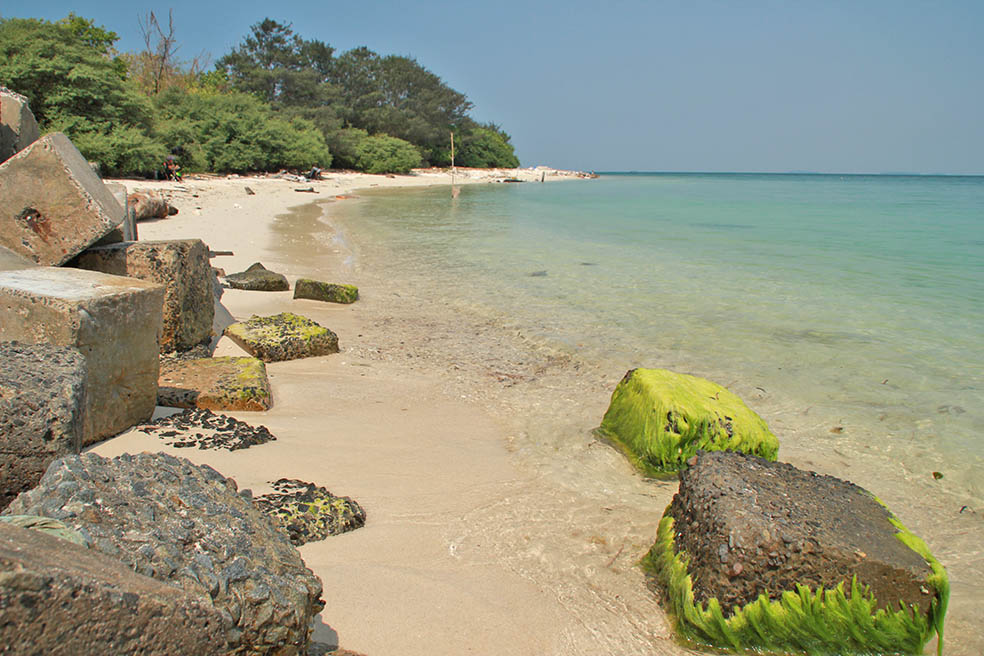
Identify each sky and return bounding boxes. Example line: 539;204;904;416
5;1;984;173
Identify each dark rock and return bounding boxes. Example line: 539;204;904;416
645;450;948;653
4;452;324;654
0;521;228;655
255;479;366;546
224;312;339;362
225;262;289;292
0;342;86;511
293;279;359;304
134;407;277;451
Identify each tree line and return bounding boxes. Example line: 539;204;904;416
0;13;520;176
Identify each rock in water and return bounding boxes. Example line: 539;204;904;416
293;278;359;304
0;342;86;511
596;368;778;475
4;452;325;655
643;450;949;655
224;262;289;292
0;521;228;655
224;312;339;362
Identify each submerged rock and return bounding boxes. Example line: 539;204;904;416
225;262;289;292
224;312;339;362
293;278;359;304
644;450;949;655
4;452;324;654
596;368;778;476
255;479;366;546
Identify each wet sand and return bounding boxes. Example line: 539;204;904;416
91;170;982;655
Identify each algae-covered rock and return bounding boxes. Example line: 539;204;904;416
224;312;339;362
643;450;949;655
158;355;272;411
224;262;289;291
254;479;366;546
293;278;359;304
597;368;778;475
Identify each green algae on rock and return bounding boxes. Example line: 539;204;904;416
157;356;271;411
642;451;949;656
293;278;359;304
223;312;339;362
254;479;366;546
224;262;289;291
596;368;778;476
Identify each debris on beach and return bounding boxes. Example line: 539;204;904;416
254;479;366;546
136;408;277;450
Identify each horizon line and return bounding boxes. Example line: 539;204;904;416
588;170;984;177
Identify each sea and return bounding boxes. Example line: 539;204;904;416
309;172;983;653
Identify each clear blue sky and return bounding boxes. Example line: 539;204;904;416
6;1;984;173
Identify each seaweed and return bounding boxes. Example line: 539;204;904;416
597;368;779;476
643;513;948;655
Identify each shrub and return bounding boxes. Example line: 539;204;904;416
354;134;421;174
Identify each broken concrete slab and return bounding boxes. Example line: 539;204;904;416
0;342;87;511
158;356;271;411
0;87;41;162
224;312;339;362
104;182;137;241
224;262;289;291
73;239;213;353
0;133;123;265
0;267;164;445
0;522;229;655
293;278;359;304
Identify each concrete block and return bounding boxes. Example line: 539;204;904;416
73;239;213;353
0;342;87;511
0;267;164;444
104;182;137;241
157;356;271;411
0;133;123;265
0;245;35;272
0;87;40;162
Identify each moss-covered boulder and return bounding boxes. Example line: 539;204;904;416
293;278;359;304
254;479;366;546
158;356;271;411
224;312;338;362
643;450;949;655
597;368;778;476
224;262;289;292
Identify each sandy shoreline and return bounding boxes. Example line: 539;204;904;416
91;168;981;655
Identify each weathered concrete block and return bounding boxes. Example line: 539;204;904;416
224;312;339;362
5;452;326;654
0;87;40;162
104;182;137;241
0;133;123;265
644;450;948;654
158;356;272;411
0;245;34;272
0;342;86;511
293;278;359;304
0;522;229;656
0;267;164;444
73;239;213;353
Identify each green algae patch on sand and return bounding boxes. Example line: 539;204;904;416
643;513;949;656
223;312;339;362
596;368;778;476
293;278;359;304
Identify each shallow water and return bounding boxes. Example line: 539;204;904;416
284;175;983;653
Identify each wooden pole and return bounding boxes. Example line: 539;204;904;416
450;131;459;198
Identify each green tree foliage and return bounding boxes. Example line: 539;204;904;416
355;134;422;174
456;125;520;168
0;15;165;175
153;88;331;173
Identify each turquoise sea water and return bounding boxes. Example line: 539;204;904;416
337;173;984;502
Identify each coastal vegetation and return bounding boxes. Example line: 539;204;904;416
0;13;520;176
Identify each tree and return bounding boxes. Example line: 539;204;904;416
457;124;520;168
355;134;422;174
0;15;165;175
